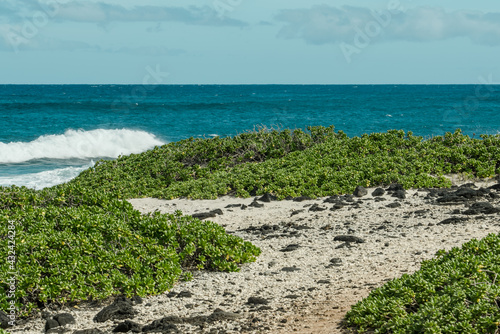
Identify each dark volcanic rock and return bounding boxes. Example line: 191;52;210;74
387;183;405;192
372;188;386;197
225;203;242;208
247;297;269;305
334;235;365;243
249;200;264;208
258;193;277;202
46;328;72;334
386;202;401;208
436;187;490;204
353;186;368;197
323;196;339;203
329;258;343;266
391;190;406;199
309;204;327;212
290;209;304;216
142;319;179;334
437;217;469;225
463;202;500;215
280;244;300;252
53;313;75;327
176;291;193;298
113;320;142;333
45;318;60;332
211;208;223;215
330;203;344;211
281;267;301;272
74;330;104;334
93;299;137;323
487;183;500;190
293;196;313;202
0;311;10;329
191;212;217;220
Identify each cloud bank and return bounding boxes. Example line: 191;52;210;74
276;5;500;46
0;1;247;27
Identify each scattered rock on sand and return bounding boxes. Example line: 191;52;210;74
372;188;386;196
309;204;327;212
93;298;137;323
258;193;278;202
353;186;368;197
437;217;469;225
248;297;270;305
113;320;142;333
463;202;500;215
334;235;365;243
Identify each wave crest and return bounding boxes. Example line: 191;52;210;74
0;129;164;164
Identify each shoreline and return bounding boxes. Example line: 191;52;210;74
8;179;500;333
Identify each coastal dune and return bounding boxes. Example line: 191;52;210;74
8;179;500;333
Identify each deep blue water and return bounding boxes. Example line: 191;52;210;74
1;84;499;189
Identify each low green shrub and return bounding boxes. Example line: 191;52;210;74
0;187;260;317
345;233;500;333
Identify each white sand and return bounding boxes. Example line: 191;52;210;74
9;180;500;334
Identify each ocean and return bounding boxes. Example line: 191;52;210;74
1;84;499;189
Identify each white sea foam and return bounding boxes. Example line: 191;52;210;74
0;129;164;164
0;163;94;189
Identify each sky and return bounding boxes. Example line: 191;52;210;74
1;0;500;84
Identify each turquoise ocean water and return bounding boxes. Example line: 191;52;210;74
1;84;499;189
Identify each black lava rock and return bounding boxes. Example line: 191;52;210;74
437;217;469;225
290;209;304;216
353;186;368;197
93;299;137;323
330;203;344;210
191;212;217;220
281;267;301;272
73;330;104;334
142;319;179;334
258;193;277;202
0;311;10;329
247;297;269;305
386;202;401;208
176;291;193;298
372;188;386;197
293;196;313;202
249;200;264;208
391;190;406;199
329;258;343;266
463;202;500;215
53;313;75;327
387;183;405;192
280;244;300;252
334;235;365;243
45;318;60;332
211;208;223;215
309;204;327;212
113;320;142;333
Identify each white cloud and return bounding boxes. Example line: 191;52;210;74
0;1;248;27
275;5;500;46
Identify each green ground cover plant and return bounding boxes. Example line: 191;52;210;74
0;185;260;318
344;233;500;333
68;127;500;200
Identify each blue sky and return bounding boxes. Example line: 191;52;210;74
1;0;500;84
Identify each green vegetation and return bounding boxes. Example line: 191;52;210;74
0;185;260;318
345;234;500;333
69;126;500;199
2;125;500;331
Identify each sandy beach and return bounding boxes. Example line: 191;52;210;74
8;178;500;333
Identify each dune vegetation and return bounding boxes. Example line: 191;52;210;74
1;125;500;332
